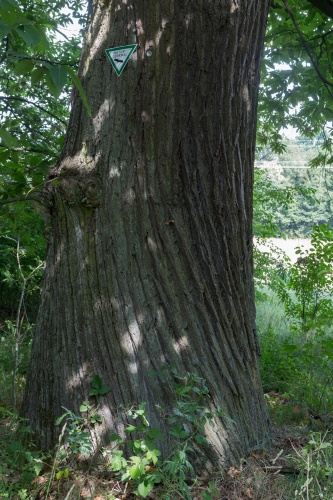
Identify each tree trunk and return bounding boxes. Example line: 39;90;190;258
22;0;271;468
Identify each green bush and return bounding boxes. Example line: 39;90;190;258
259;323;299;394
257;224;333;422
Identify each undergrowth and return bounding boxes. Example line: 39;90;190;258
2;226;333;498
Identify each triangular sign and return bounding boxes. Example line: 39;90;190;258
105;44;137;77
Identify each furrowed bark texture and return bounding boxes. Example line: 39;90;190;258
23;0;271;468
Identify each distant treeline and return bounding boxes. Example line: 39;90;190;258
255;137;333;238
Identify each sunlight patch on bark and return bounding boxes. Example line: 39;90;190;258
83;6;111;77
68;211;85;269
52;242;64;275
230;0;239;14
204;419;229;463
185;13;193;27
120;320;143;372
155;30;162;45
109;165;122;178
99;402;124;437
242;84;251;113
146;236;157;251
67;363;90;389
173;335;190;354
94;98;114;139
110;295;119;311
136;18;144;36
123;187;136;203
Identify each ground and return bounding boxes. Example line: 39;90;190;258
0;395;314;500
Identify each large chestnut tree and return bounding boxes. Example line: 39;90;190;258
20;0;273;467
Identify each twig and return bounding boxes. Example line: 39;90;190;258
0;96;68;125
63;484;76;500
45;423;68;500
0;142;58;156
12;236;25;409
12;240;44;408
263;465;300;474
0;194;44;206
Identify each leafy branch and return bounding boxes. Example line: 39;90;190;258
0;194;44;206
0;96;67;125
283;0;333;97
11;236;44;408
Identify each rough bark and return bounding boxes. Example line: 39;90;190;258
22;0;271;469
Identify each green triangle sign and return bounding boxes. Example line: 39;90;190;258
105;44;137;77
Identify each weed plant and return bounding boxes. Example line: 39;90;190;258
0;407;47;499
291;432;333;500
257;225;333;424
0;320;32;408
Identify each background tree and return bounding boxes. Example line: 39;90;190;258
0;0;85;316
19;0;271;469
0;0;87;408
258;0;333;158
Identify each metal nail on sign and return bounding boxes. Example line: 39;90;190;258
105;44;137;77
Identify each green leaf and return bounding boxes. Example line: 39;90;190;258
45;69;61;98
282;344;298;354
0;150;11;162
318;442;332;450
0;20;11;40
88;389;100;396
49;65;68;91
125;425;137;433
133;439;143;452
109;433;122;443
302;342;314;351
194;433;207;445
98;385;111;395
14;26;42;47
91;374;102;389
137;481;154;498
9;440;23;452
147;428;163;440
12;171;26;185
1;0;21;9
79;403;90;412
146;449;161;465
169;425;189;439
201;492;214;500
0;128;20;148
66;66;92;117
31;66;47;86
33;461;43;476
13;59;34;76
121;471;130;481
0;0;26;24
21;471;35;482
110;455;126;471
129;463;143;479
90;412;103;423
